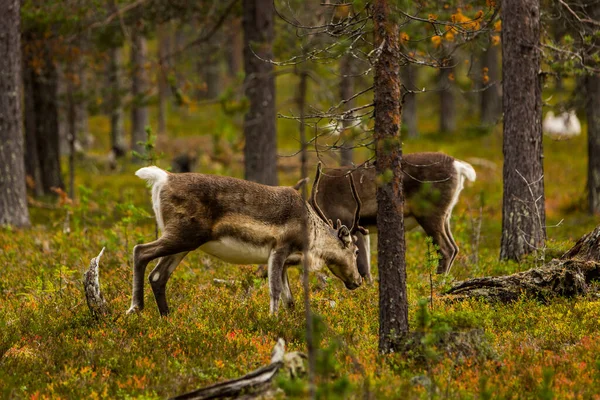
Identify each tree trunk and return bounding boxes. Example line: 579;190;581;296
587;75;600;214
373;0;409;354
439;60;456;133
242;0;278;186
340;54;355;165
0;0;30;227
130;31;149;158
157;24;169;137
75;50;90;149
500;0;545;261
298;71;308;181
204;39;221;100
585;0;600;214
108;46;125;151
22;47;43;197
225;17;243;79
34;45;64;194
400;63;418;138
480;42;501;125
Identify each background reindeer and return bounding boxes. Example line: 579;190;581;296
129;165;366;316
310;152;476;281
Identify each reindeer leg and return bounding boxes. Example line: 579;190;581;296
268;248;290;315
149;252;189;316
281;266;294;309
416;216;454;275
128;235;197;315
355;233;373;284
443;215;459;273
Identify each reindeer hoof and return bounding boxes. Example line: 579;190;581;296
126;305;142;315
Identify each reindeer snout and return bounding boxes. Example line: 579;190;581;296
344;276;362;290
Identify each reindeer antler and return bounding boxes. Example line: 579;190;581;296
311;162;334;228
347;172;368;235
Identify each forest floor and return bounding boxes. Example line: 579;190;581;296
2;99;600;399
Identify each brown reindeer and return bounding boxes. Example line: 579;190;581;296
310;152;476;281
128;164;365;316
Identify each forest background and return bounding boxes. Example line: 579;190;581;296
1;0;600;398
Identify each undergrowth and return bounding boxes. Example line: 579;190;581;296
2;77;600;399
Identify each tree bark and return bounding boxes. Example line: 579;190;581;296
203;37;221;100
225;17;243;79
340;54;355;165
0;0;30;227
157;24;169;137
373;0;409;354
75;49;90;149
500;0;546;261
108;46;125;151
298;70;308;181
439;60;456;133
34;45;64;194
22;47;43;197
242;0;278;185
587;74;600;214
585;0;600;215
130;31;149;157
480;42;501;125
400;63;418;138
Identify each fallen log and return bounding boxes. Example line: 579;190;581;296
445;225;600;302
171;339;306;400
83;247;109;318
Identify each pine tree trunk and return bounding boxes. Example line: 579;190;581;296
204;36;221;100
500;0;546;261
298;71;308;181
34;46;64;194
373;0;409;354
0;0;30;227
439;61;456;133
481;43;501;125
400;63;418;138
242;0;278;185
586;73;600;214
22;48;43;197
75;50;90;149
340;54;355;166
226;17;243;79
585;1;600;215
108;46;125;151
130;31;149;157
157;24;169;137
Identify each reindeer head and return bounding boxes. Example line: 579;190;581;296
311;163;367;290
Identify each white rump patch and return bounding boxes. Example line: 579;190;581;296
152;272;161;282
200;237;272;265
447;160;477;221
454;160;476;183
135;166;169;231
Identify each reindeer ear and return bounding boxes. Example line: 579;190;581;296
338;225;352;247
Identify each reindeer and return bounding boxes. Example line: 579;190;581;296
310;152;476;281
128;164;365;316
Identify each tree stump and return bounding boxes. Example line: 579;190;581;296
83;247;109;318
445;225;600;302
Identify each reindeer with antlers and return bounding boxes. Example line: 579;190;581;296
128;164;366;316
310;152;476;281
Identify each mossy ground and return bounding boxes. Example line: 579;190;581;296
2;75;600;399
